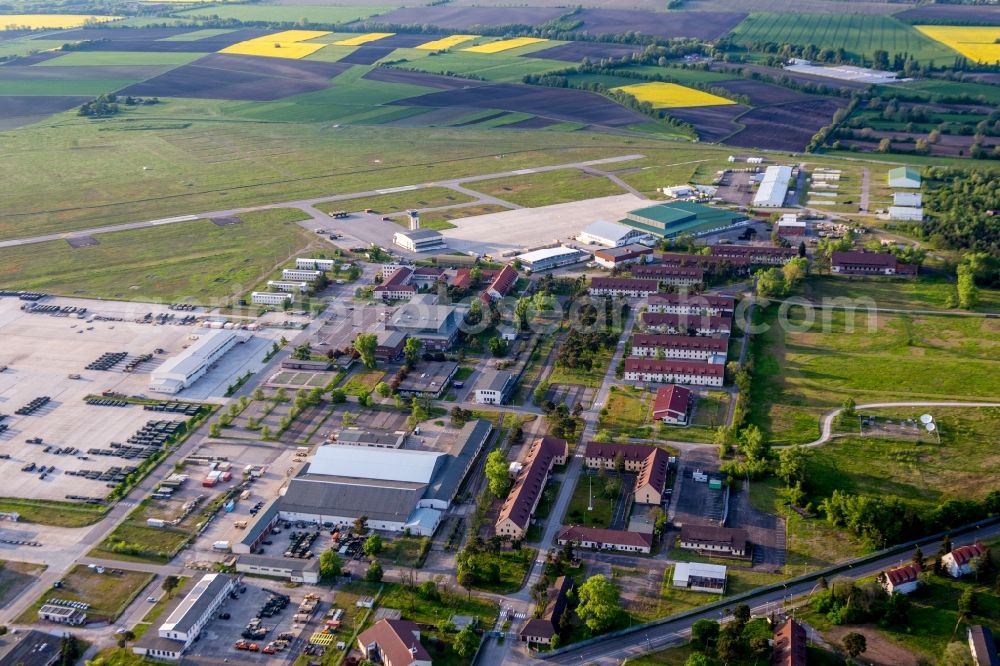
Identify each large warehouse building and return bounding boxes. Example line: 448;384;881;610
277;420;493;535
752;165;794;208
623;202;746;239
515;246;590;272
150;329;251;394
578;220;649;247
393;229;447;253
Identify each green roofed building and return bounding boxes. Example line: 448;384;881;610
623;201;747;239
887;166;920;189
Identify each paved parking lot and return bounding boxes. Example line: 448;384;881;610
670;449;725;527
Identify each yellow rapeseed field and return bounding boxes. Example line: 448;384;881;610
220;30;330;59
0;14;120;30
463;37;547;53
333;32;394;46
915;25;1000;64
415;34;478;50
612;82;735;109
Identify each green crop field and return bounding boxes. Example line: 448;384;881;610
467;167;627;207
0;38;68;59
728;13;958;64
396;52;566;83
38;51;205;66
157;28;237;41
750;305;1000;444
888;79;1000;105
800;275;1000;313
0;79;141;96
0;209;315;303
172;4;395;24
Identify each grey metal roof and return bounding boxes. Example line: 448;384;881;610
240;497;280;548
425;419;494;504
161;573;232;635
399;229;444;241
281;475;424;523
236;553;320;574
336;429;406;448
0;629;62;666
582;220;637;242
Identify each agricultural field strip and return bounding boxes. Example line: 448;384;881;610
914;25;1000;64
220;30;331;60
0;154;645;249
613;82;736;109
0;14;121;29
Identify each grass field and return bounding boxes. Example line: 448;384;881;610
467;168;626;207
39;51;205;66
598;386;651;438
915;25;1000;64
614;82;735;109
750;305;1000;444
564;473;616;528
340;368;385;396
464;37;548;54
0;38;69;59
0;79;141;96
220;30;330;59
728;13;958;64
158;28;236;41
391;203;511;231
0;14;120;29
809;406;1000;508
314;186;475;216
889;78;1000;105
17;565;153;624
0;498;107;527
800;275;1000;313
92;521;194;563
175;5;391;24
0;208;315;304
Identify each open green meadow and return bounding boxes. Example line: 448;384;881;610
0;79;141;95
17;565;153;624
396;52;567;83
467;167;627;207
750;305;1000;444
0;208;315;304
728;13;958;64
888;78;1000;104
172;4;395;24
0;38;67;59
390;203;510;230
800;275;1000;313
314;186;475;216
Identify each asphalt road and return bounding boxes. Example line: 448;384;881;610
0;155;644;249
543;522;1000;665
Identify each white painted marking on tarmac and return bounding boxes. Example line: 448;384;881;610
377;185;419;194
149;215;197;226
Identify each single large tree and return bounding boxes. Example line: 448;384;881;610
404;336;422;365
354;332;378;369
485;449;511;498
575;575;621;634
843;632;867;659
319;550;343;579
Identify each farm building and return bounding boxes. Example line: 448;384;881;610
646;292;734;316
150;329;250;394
942;542;988;578
631;264;705;287
893;192;923;207
251;291;293;305
519;576;573;646
133;573;236;661
357;619;432;666
579;219;649;247
752;165;794;208
589;277;660;298
888;166;921;188
393;229;447;253
652;385;693;424
831;251;917;277
640;311;732;336
880;563;920;595
630;333;729;363
583;442;670;504
968;626;999;666
557;526;653;554
624;201;747;239
515;246;590;272
678;524;750;558
772;619;808;666
889;206;923;222
672;562;727;593
709;244;797;265
594;244;653;269
623;358;724;387
496;436;568;540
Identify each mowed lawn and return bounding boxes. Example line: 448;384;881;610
808;407;1000;508
314;186;475;216
800;275;1000;313
0;208;315;303
750;305;1000;444
468;168;627;207
17;565;153;624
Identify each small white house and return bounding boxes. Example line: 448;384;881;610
942;543;988;578
880;563;920;595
